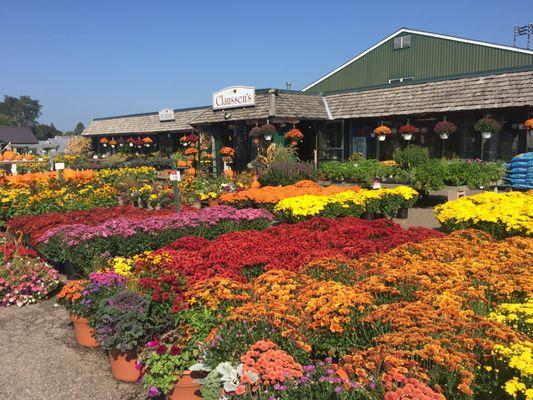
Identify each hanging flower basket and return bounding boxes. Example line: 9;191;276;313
434;119;457;140
179;136;189;147
186;134;198;143
524;118;533;131
399;123;418;141
285;128;303;146
373;125;391;141
475;116;501;139
249;126;263;144
262;123;276;141
220;146;235;163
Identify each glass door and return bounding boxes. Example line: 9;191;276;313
319;122;344;161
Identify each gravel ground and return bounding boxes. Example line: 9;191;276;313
0;202;444;400
0;299;144;400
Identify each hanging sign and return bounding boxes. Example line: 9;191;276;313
213;86;255;110
159;108;175;122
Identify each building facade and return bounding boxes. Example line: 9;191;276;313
83;28;533;167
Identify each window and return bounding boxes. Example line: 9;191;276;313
388;76;414;84
393;34;412;49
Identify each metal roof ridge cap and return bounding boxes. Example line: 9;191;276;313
322;97;334;120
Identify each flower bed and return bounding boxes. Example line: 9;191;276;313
55;227;533;399
274;186;418;221
134;218;441;284
0;166;159;225
7;206;174;246
35;206;274;275
1;240;60;307
220;180;360;210
434;191;533;238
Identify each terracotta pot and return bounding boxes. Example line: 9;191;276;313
208;198;219;207
251;175;261;189
108;349;140;382
167;370;203;400
70;314;98;348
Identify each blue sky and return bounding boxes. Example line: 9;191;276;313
1;0;531;131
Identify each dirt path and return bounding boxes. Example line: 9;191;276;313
0;299;144;400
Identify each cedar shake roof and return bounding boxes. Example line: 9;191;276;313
82;69;533;134
325;69;533;119
0;126;38;144
189;90;328;124
82;107;207;136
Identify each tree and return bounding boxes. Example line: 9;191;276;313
0;114;15;126
73;122;85;135
0;95;42;127
33;123;62;140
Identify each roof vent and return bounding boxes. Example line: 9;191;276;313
394;35;411;49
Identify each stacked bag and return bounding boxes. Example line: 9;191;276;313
505;152;533;189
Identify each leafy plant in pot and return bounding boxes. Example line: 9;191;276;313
249;126;263;145
261;123;276;141
434;118;457;140
92;289;151;382
57;279;98;348
475;116;501;139
399;121;418;141
140;307;220;399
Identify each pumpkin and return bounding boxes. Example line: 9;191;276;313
15;154;23;161
186;167;196;176
24;154;33;161
2;151;15;161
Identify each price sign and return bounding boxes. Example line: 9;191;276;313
55;163;65;170
169;171;181;181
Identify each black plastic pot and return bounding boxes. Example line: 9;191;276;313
396;208;409;219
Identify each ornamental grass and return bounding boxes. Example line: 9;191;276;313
434;191;533;238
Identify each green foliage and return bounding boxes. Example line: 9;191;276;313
393;145;429;168
92;289;150;351
410;159;447;193
142;308;219;395
318;159;393;187
0;113;15;126
0;95;42;127
33;123;62;140
319;157;504;191
258;160;317;186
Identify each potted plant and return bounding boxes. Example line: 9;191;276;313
475;116;501;139
141;331;204;400
56;279;99;348
179;136;190;147
143;137;154;147
249;126;263;145
92;289;151;382
434;118;457;140
261;123;276;141
399;121;418;141
285;128;304;147
373;124;391;141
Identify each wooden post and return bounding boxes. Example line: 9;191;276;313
170;159;180;213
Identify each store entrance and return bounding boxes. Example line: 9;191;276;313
294;120;318;162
